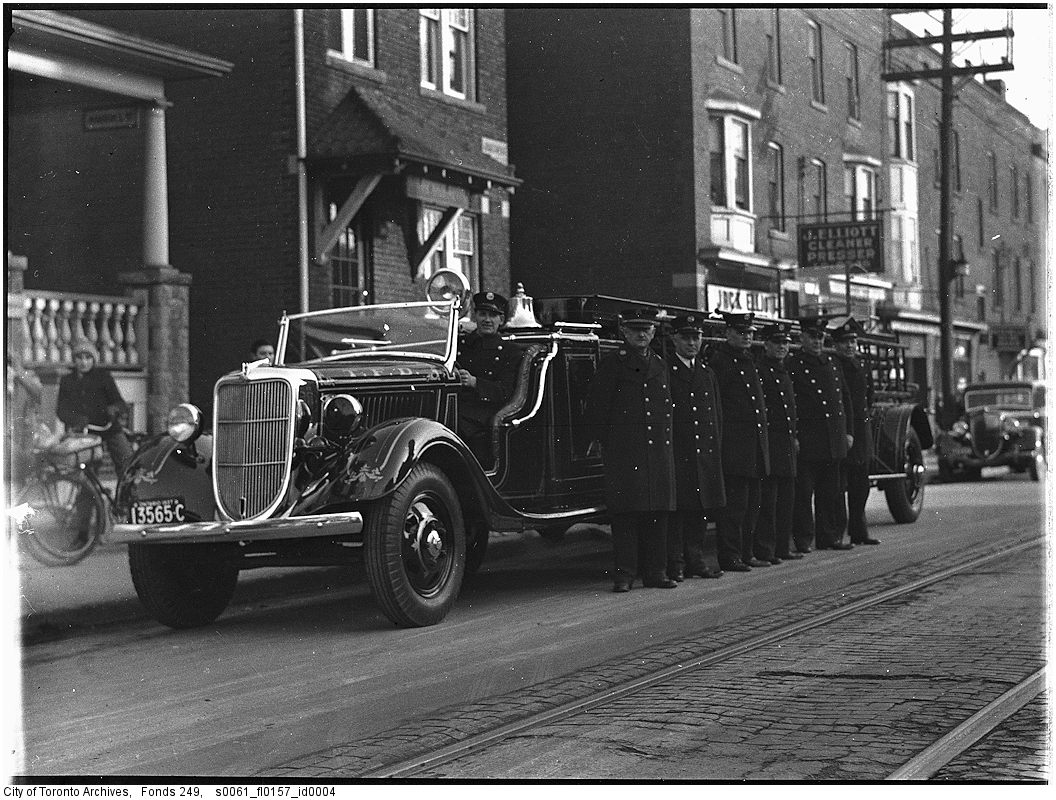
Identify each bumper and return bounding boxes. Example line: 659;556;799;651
105;511;364;545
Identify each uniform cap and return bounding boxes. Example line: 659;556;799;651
472;291;508;316
759;321;795;342
619;307;660;327
722;312;757;332
829;315;864;341
671;313;705;333
798;316;829;336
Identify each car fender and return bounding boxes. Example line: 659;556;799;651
115;434;217;524
289;417;498;515
871;402;931;475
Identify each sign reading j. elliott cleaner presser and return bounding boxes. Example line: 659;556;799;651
797;220;883;274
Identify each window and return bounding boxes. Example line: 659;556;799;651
325;202;371;307
987;151;998;211
328;9;375;66
953;130;962;192
1011;164;1020;218
418;207;478;286
420;8;474;100
845;42;860;120
977;295;986;322
887;89;915;160
1013;256;1023;310
808;21;825;103
1029;259;1036;312
718;9;738;64
992;250;1004;308
710;116;752;211
953;235;965;298
767;142;785;231
809;159;827;222
976;196;985;248
843;163;876;220
1026;171;1035;222
766;9;782;84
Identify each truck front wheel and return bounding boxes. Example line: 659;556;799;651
363;463;466;627
128;543;239;629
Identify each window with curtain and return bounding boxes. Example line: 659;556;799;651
420;8;475;99
845;42;860;120
766;9;782;84
767;142;785;231
808;21;825;103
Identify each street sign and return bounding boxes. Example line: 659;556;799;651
797;220;884;273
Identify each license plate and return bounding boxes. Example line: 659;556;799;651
129;498;187;526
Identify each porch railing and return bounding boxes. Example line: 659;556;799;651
20;290;144;370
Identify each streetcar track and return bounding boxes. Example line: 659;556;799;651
360;536;1044;778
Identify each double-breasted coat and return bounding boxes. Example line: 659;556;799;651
585;347;676;513
456;331;521;430
835;352;875;465
787;350;852;461
666;353;726;510
707;342;770;479
755;353;798;477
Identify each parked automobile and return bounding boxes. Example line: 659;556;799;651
107;273;932;629
935;381;1045;481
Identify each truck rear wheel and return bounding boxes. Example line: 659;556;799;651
363;463;465;627
884;428;926;523
128;543;239;629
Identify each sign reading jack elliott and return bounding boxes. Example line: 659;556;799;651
797;220;884;274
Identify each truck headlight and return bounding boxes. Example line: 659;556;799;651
321;395;364;441
167;403;203;443
951;420;969;437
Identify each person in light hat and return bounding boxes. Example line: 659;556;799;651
664;313;725;580
455;290;520;467
706;310;770;572
57;336;132;474
752;321;802;565
586;306;678;592
830;316;880;546
787;316;854;553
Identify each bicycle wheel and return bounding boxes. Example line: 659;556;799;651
17;469;106;566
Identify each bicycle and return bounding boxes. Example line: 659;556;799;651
13;422;148;566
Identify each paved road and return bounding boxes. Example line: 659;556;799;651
13;476;1045;778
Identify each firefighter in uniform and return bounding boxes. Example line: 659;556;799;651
586;308;677;592
456;291;520;468
753;321;802;564
664;313;725;581
707;312;770;572
831;316;881;545
788;316;854;551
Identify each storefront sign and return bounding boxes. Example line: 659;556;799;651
481;137;508;166
706;285;779;317
83;107;140;131
798;220;883;273
989;324;1027;352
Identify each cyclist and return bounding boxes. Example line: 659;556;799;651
57;338;132;474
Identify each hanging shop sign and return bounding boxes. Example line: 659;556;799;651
706;284;779;318
797;220;884;273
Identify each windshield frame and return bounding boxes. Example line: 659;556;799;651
962;388;1034;412
275;300;460;372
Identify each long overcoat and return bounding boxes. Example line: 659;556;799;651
835;352;874;465
456;331;520;428
585;347;676;513
756;353;798;478
787;350;852;462
707;342;770;479
666;353;726;510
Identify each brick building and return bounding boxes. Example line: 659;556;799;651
505;7;1047;408
8;8;518;412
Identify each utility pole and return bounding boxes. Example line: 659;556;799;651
882;9;1013;429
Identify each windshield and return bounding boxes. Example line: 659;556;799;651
963;388;1033;411
278;301;457;366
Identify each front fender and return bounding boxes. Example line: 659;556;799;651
871;403;928;474
290;418;482;515
114;434;217;524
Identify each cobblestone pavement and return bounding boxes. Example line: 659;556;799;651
263;533;1045;780
930;693;1049;781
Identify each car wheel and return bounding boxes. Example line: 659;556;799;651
363;463;465;627
884;428;926;524
128;543;239;629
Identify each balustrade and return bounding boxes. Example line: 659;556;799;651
20;289;145;370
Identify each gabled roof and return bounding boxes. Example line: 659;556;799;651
309;85;520;187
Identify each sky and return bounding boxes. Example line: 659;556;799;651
895;6;1052;130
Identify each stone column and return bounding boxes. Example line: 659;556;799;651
118;267;192;434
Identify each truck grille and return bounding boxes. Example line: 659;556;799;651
359;392;433;427
214;378;294;519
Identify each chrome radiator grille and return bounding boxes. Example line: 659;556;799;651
214;378;294;519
